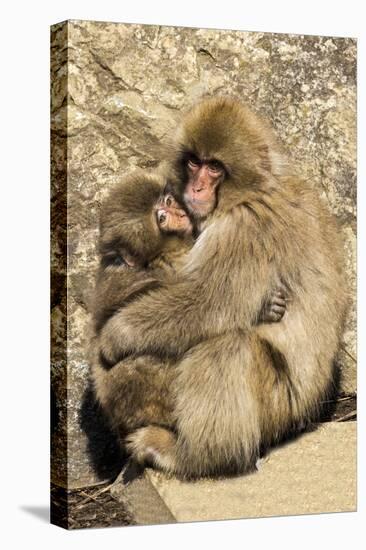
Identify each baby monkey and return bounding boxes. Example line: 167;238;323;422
93;171;193;333
90;170;286;445
91;170;195;438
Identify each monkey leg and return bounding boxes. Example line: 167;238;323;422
126;331;283;479
91;354;176;434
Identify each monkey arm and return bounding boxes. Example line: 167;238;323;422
100;208;276;363
93;268;161;333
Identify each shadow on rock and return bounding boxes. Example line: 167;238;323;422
79;382;127;482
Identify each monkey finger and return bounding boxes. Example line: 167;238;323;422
271;304;286;314
275;283;289;299
278;281;288;292
265;311;282;322
275;291;293;304
272;297;286;307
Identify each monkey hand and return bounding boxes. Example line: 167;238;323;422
258;283;288;324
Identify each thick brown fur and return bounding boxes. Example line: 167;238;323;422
90;170;192;434
98;97;347;478
91;167;283;442
91;165;285;449
93;170;193;333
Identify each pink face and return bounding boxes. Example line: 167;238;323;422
184;155;225;219
155;194;192;236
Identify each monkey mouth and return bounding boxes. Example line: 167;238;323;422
177;210;189;218
184;195;212;220
184;194;211;207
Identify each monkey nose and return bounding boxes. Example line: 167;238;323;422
157;210;167;224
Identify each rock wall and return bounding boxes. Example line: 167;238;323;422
51;20;356;488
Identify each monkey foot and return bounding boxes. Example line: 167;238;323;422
126;426;177;473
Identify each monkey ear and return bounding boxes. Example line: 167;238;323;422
257;144;271;172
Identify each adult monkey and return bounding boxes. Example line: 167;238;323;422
99;97;347;478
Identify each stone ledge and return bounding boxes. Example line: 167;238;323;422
115;422;356;525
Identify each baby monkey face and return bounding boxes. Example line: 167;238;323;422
155;194;192;236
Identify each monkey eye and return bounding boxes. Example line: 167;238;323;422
207;160;222;172
164;195;173;207
112;255;125;266
187;154;201;169
102;253;126;268
109;254;126;267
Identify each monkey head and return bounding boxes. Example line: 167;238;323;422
99;171;192;269
155;192;192;237
168;96;285;220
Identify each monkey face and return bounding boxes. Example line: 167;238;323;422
169;97;283;220
155;193;193;236
183;154;225;219
99;171;194;272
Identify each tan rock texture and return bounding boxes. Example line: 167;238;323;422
50;20;356;488
144;422;357;523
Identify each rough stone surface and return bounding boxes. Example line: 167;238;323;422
110;473;176;526
143;422;356;523
50;20;357;488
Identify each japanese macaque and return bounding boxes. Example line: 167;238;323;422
98;97;347;479
91;168;286;439
91;171;192;433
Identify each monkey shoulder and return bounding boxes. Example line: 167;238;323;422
216;203;267;236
